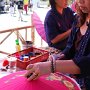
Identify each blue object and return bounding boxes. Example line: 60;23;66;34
24;54;29;56
28;52;35;57
20;56;23;60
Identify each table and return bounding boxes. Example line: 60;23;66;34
0;59;23;78
0;47;81;90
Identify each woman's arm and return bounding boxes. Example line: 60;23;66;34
56;60;80;74
44;13;71;45
51;29;71;44
24;59;80;81
62;25;77;57
73;56;90;76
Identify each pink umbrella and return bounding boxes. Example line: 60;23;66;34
32;12;47;42
0;71;80;90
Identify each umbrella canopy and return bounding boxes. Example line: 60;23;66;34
0;71;80;90
32;12;47;42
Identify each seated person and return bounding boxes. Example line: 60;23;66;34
44;0;76;50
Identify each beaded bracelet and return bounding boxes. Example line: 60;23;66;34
51;58;56;73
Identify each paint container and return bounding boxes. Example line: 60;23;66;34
22;41;33;50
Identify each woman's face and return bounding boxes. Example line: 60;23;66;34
55;0;68;8
76;0;90;13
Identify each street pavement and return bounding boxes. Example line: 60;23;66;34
0;10;32;30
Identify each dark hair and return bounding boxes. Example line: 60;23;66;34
49;0;56;8
76;3;88;27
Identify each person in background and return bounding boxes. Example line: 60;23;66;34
9;0;14;16
13;0;17;14
24;0;29;14
25;0;90;89
44;0;76;50
28;0;33;11
17;0;23;21
0;0;5;12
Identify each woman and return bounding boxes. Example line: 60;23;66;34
17;0;23;21
44;0;76;50
25;0;90;89
9;0;14;16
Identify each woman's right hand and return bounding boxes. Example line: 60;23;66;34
48;53;65;61
24;61;51;81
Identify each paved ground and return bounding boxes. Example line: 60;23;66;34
0;7;49;58
0;10;32;30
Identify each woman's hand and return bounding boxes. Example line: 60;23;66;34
24;61;51;81
49;53;65;61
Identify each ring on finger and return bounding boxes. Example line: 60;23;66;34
33;72;38;76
